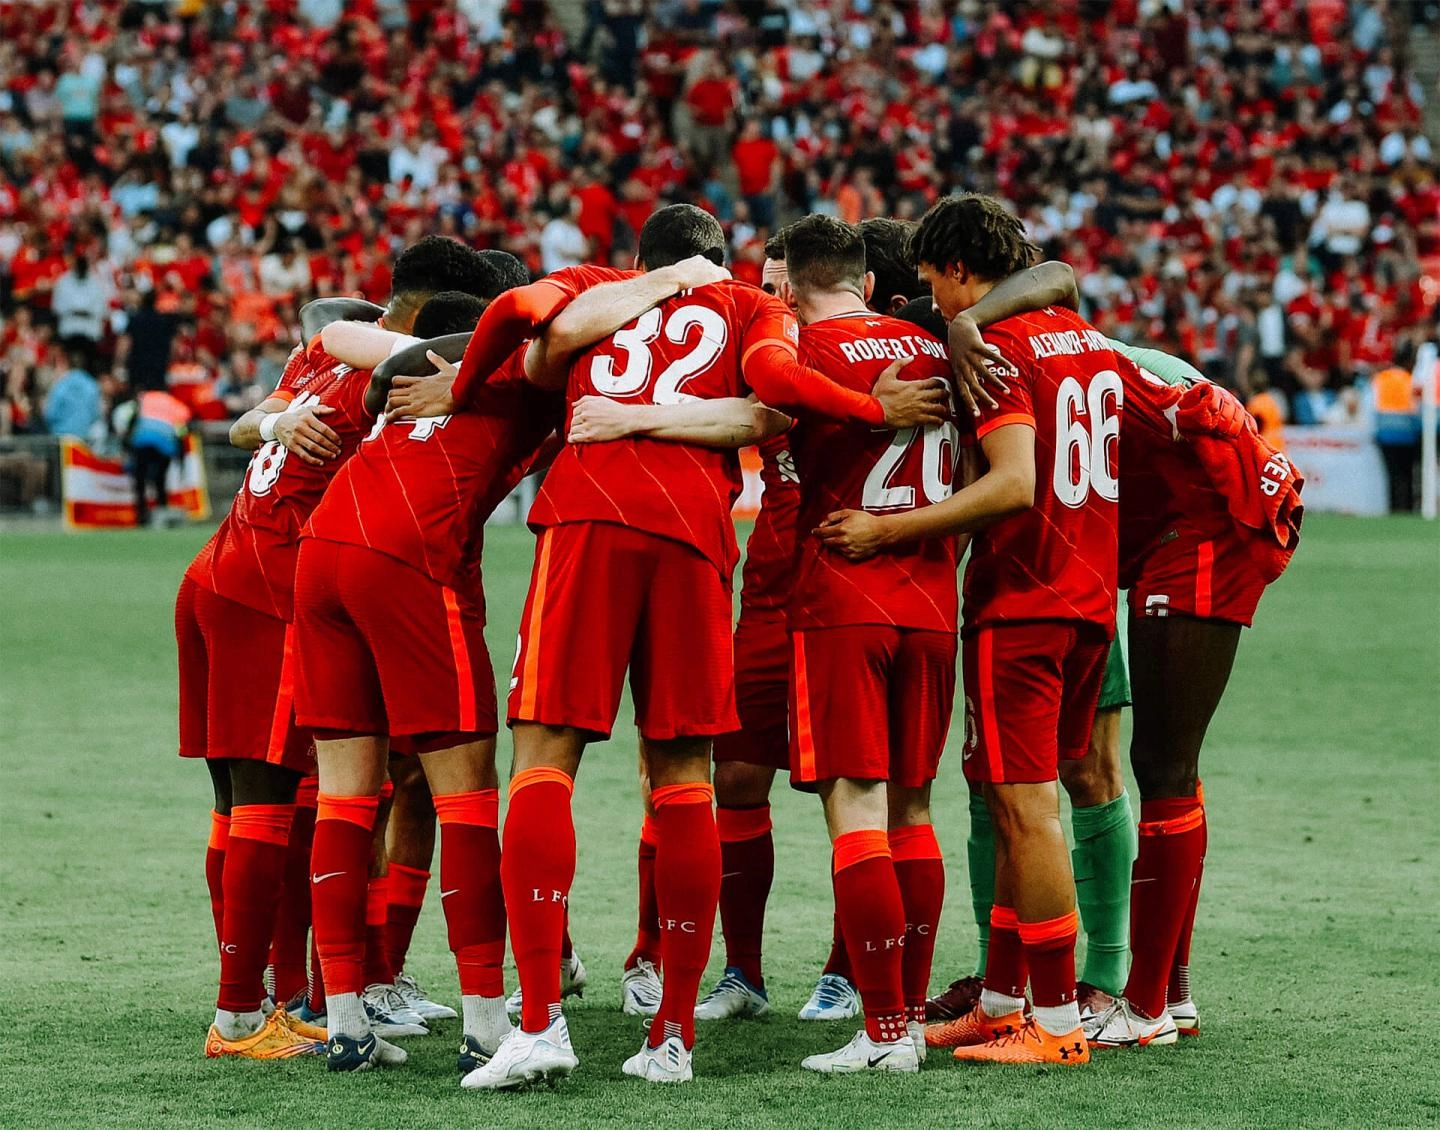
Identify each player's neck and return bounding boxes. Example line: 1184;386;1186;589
797;290;869;326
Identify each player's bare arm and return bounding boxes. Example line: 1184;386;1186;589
814;423;1034;560
229;396;341;465
567;395;790;447
946;262;1077;415
746;349;949;428
322;321;419;371
527;255;732;388
370;334;469;417
298;296;386;341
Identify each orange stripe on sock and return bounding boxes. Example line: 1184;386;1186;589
989;905;1020;931
717;804;772;843
518;530;552;718
1195;540;1214;618
442;587;478;733
295;775;319;809
1017;910;1079;947
378;779;395;802
651;782;715;809
229;803;295;847
386;862;430;908
316;792;381;830
1195;780;1205;806
832;828;891;873
366;875;390;925
978;630;1004;784
889;823;941;861
433;788;500;829
792;632;817;781
509;766;574;799
640;815;659;846
265;625;299;764
208;811;231;851
1139;807;1206;836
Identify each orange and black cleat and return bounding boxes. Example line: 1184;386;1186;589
925;1003;1025;1049
952;1019;1091;1066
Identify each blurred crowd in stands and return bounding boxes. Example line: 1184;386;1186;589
1;0;1437;507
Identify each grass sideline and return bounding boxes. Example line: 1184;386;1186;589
1;515;1436;1129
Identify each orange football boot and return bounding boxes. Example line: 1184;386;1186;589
952;1019;1090;1065
275;1009;328;1042
925;1003;1026;1049
204;1013;324;1059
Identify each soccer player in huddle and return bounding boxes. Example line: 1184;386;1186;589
820;194;1134;1065
178;237;495;1060
780;215;962;1073
467;204;949;1090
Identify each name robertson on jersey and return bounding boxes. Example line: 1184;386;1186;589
1027;328;1112;359
836;334;947;364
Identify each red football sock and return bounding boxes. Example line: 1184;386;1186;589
385;862;430;975
216;803;295;1013
434;789;505;997
311;792;380;999
984;905;1029;1000
649;782;721;1050
268;798;315;1003
624;816;662;971
500;768;575;1033
1125;794;1207;1019
205;811;229;950
832;829;907;1044
890;824;944;1022
363;874;393;987
1169;784;1205;1006
717;805;773;987
1018;910;1079;1012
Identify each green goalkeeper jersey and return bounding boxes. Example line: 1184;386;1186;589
1108;339;1204;388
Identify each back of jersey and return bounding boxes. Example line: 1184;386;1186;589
964;306;1124;632
788;313;962;633
529;278;797;579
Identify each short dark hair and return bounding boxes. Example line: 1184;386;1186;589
860;218;927;310
784;214;867;296
763;229;788;261
414;291;488;338
908;194;1041;282
479;249;531;294
638;204;726;269
893;296;948;341
390;235;493;301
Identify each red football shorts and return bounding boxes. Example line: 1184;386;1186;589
292;539;497;745
789;625;957;790
175;575;313;772
1127;523;1269;627
508;522;737;741
961;620;1109;785
713;608;789;770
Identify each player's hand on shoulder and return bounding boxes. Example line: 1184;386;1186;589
568;395;635;444
947;312;1014;417
385;353;457;422
874;357;949;428
273;404;340;465
813;509;891;561
671;254;731;292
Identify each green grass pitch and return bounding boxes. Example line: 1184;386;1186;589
1;515;1436;1128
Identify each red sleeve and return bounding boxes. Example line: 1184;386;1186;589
974;326;1035;439
452;282;574;408
743;343;886;425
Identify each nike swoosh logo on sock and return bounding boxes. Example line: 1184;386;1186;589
311;871;345;884
440;889;460;898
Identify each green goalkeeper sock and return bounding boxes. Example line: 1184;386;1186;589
966;789;996;979
1071;789;1138;996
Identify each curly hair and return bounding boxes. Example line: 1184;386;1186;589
908;194;1040;281
390;235;493;300
479;249;532;295
859;217;926;310
414;291;488;338
783;214;867;296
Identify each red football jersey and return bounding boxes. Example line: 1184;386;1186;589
1115;366;1233;586
787;313;962;633
303;346;562;598
963;308;1128;633
187;338;376;621
528;279;799;578
738;433;800;613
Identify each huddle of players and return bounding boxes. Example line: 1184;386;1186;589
178;196;1303;1086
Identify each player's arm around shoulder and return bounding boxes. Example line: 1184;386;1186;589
568;394;791;448
371;333;471;419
